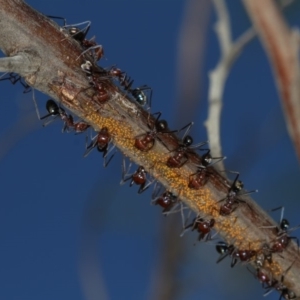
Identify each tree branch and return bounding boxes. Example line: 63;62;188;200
243;0;300;165
0;0;299;298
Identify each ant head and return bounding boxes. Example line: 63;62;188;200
110;67;122;77
46;100;59;115
68;27;85;41
202;151;212;167
216;242;228;254
280;218;290;231
137;166;146;173
132;89;146;106
233;180;244;192
183;135;193;147
156;120;168;132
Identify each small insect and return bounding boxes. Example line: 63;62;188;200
267;207;300;253
120;160;153;194
216;242;256;267
153;191;178;213
188;150;226;189
183;216;215;242
33;95;89;133
263;262;297;300
218;172;256;216
134;112;171;151
248;267;274;289
166;123;206;168
108;66;152;107
80;62;110;104
84;127;115;167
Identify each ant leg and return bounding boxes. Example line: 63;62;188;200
42;117;58;127
76;45;103;61
0;72;9;80
216;250;230;264
151;182;164;205
46;15;67;26
190;141;208;149
270;206;285;225
137;179;154;194
32;89;43;120
120;159;132;185
63;21;91;39
179;122;194;139
83;133;98;157
103;145;116;168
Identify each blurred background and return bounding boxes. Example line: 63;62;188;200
0;0;300;299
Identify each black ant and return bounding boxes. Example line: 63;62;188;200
0;72;31;93
134;112;171;152
84;127;116;167
265;207;300;254
188;150;225;189
182;216;215;242
33;94;89;133
216;242;256;268
108;66;152;108
120;160;153;194
218;172;256;216
166;122;206;168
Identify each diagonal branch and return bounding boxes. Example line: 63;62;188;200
0;0;300;298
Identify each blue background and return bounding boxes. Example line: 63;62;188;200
0;0;300;299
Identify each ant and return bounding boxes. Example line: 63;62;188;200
182;216;215;242
188;150;225;189
218;172;257;216
134;112;171;152
48;16;104;62
120;160;153;194
108;66;152;108
263;261;297;300
84;127;116;167
80;61;111;104
216;242;256;268
166;122;207;168
248;267;275;289
265;207;300;254
47;16;91;41
0;72;31;93
33;94;89;133
152;190;178;213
